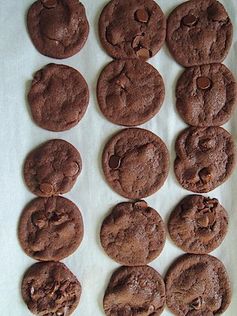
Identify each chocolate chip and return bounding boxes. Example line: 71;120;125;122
197;214;209;228
30;286;35;296
197;77;212;90
132;35;143;49
136;48;150;59
41;0;57;9
63;162;79;177
135;9;149;23
199;168;212;183
40;183;54;195
134;200;148;209
190;297;202;310
109;155;121;169
182;15;197;26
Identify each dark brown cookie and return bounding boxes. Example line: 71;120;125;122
100;200;166;266
168;195;228;254
27;0;89;59
28;64;89;132
22;261;81;316
174;127;236;193
18;196;84;261
165;254;231;316
97;60;165;126
24;139;82;197
102;128;169;199
176;64;237;127
99;0;166;60
166;0;233;67
104;265;165;316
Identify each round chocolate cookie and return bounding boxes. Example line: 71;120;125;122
165;254;231;315
97;60;165;126
102;128;169;199
22;261;81;316
176;64;237;127
99;0;166;60
100;200;166;266
27;0;89;59
28;63;89;132
104;265;166;316
166;0;233;67
168;195;228;254
174;127;236;193
24;139;82;197
18;196;84;261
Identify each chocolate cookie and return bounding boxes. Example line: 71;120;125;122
27;0;89;59
24;139;82;197
100;200;165;266
176;64;237;127
97;60;165;126
168;195;228;254
165;254;231;315
166;0;233;67
174;127;236;193
22;261;81;316
99;0;166;60
104;266;165;316
102;128;169;199
28;64;89;132
18;196;84;261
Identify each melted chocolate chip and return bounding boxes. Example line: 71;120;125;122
197;77;212;90
109;155;121;169
182;14;197;27
135;9;149;23
136;47;150;59
40;183;54;195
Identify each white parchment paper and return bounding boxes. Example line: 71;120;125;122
0;0;237;315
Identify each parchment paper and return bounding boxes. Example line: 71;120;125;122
0;0;237;315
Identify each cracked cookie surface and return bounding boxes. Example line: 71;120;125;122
176;64;237;127
104;265;165;316
27;0;89;59
24;139;82;197
102;128;169;199
165;254;231;316
99;0;166;60
174;127;236;193
167;0;233;67
18;196;84;261
97;60;165;126
22;261;81;316
168;195;228;254
28;64;89;132
100;200;165;265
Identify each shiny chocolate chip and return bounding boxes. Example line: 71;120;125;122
182;14;197;26
109;155;121;169
136;47;150;59
40;183;54;195
197;77;212;90
135;9;149;23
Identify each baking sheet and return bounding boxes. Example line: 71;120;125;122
0;0;237;315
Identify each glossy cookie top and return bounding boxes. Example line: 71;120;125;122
97;59;165;126
174;127;236;193
24;139;82;197
27;0;89;58
104;265;166;316
100;200;166;265
166;254;232;316
167;0;233;67
102;128;169;199
99;0;166;60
